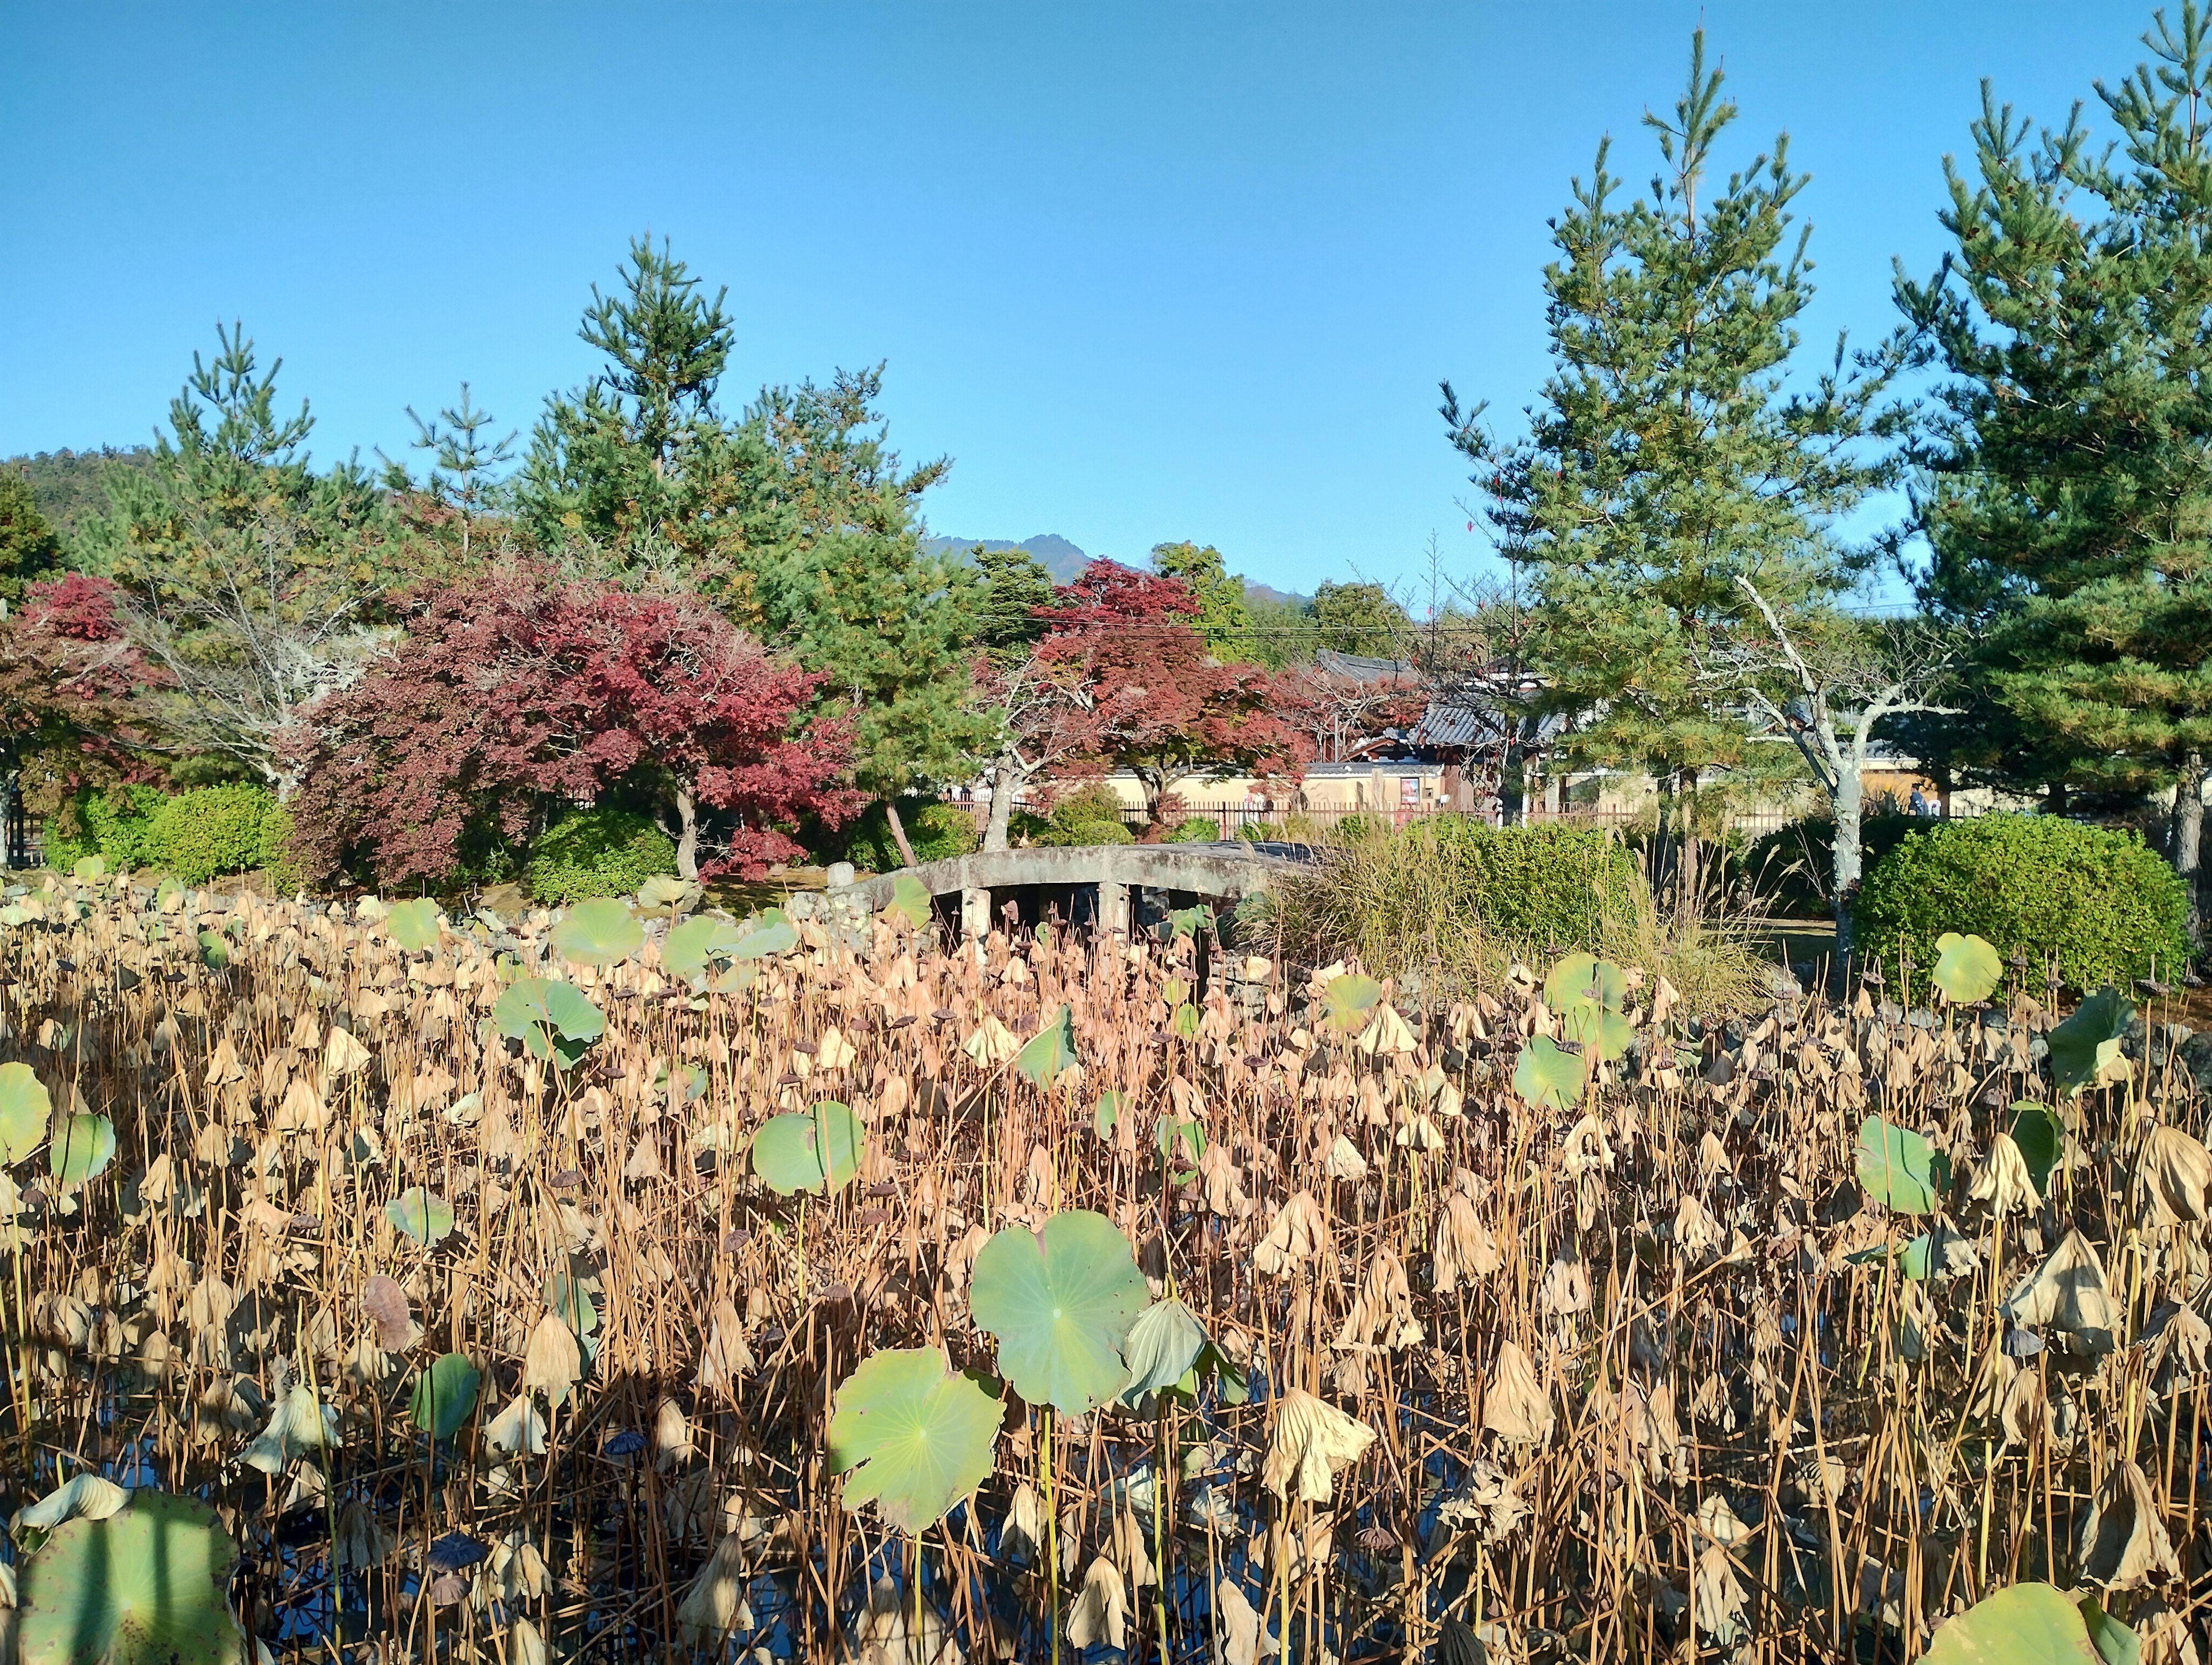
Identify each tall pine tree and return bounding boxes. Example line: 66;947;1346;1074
1902;4;2212;935
1447;33;1899;896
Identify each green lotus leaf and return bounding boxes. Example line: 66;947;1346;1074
547;1271;600;1337
48;1112;116;1185
0;1060;51;1165
1855;1116;1949;1215
1093;1090;1129;1137
2049;987;2135;1097
153;875;185;909
1155;1115;1205;1181
884;873;933;930
636;874;699;916
384;897;443;952
1558;998;1634;1063
1920;1581;2101;1665
410;1351;481;1440
969;1209;1149;1413
732;909;798;960
492;976;605;1065
664;913;744;982
1171;1002;1201;1040
1900;1232;1933;1280
1118;1296;1209;1407
1513;1035;1585;1113
1931;932;2004;1005
196;930;229;970
72;854;105;882
551;897;643;968
1320;974;1384;1035
1162;978;1190;1007
2078;1594;2141;1665
1544;951;1628;1014
749;1101;865;1196
828;1347;1002;1533
1168;904;1213;939
1015;1004;1080;1087
387;1187;456;1246
16;1489;249;1665
2009;1102;2062;1200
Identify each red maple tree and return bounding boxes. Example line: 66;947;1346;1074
290;568;857;891
1275;659;1426;764
1;575;158;819
1010;560;1306;826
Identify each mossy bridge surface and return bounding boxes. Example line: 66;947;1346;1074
844;841;1310;938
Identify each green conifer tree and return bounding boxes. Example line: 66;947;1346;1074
0;473;64;609
1150;541;1252;660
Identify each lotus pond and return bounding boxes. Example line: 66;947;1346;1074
0;873;2209;1664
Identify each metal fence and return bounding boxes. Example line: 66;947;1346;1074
944;795;1822;843
2;783;36;871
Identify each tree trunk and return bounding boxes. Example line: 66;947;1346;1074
1832;763;1864;965
2177;750;2205;943
673;787;700;882
1677;767;1702;915
984;761;1018;854
883;799;920;868
1652;768;1677;899
1501;735;1527;827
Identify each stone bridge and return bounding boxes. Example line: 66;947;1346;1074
843;841;1311;939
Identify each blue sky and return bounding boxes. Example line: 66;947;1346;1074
2;1;2156;598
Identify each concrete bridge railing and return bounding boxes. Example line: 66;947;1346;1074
842;841;1308;939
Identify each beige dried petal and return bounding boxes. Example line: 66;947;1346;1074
1260;1388;1376;1504
1482;1341;1554;1448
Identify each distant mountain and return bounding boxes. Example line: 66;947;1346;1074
921;532;1094;583
6;446;155;544
1244;582;1312;610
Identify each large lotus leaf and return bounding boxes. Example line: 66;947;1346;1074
1544;952;1627;1014
1016;1004;1080;1086
492;976;605;1065
1319;974;1384;1035
1920;1581;2100;1665
387;1188;456;1246
1093;1090;1129;1137
750;1102;864;1196
828;1347;1002;1533
2078;1595;2140;1665
2010;1102;2063;1200
969;1209;1149;1412
635;874;700;916
2050;988;2135;1097
0;1060;50;1164
1171;1002;1201;1040
73;854;106;882
732;909;798;961
196;930;229;970
664;915;744;982
884;874;933;930
547;1272;600;1337
410;1352;482;1440
48;1112;116;1185
551;897;643;968
385;897;443;953
1168;904;1213;939
1932;932;2003;1005
1558;999;1634;1063
1513;1036;1585;1113
16;1489;248;1665
1118;1296;1209;1406
1855;1116;1949;1215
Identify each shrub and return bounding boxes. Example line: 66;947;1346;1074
1855;814;2192;989
528;809;677;905
42;784;169;871
1741;812;1921;917
143;785;278;884
842;799;980;871
258;803;305;896
1164;816;1221;843
1027;784;1136;848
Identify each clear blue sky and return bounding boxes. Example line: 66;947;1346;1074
1;1;2156;597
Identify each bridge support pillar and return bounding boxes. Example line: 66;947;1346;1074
1098;879;1130;939
960;885;991;942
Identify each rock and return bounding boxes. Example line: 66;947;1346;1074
783;892;819;923
824;861;856;889
2180;1031;2212;1099
1763;968;1803;1002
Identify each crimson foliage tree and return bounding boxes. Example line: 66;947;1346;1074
1;575;157;835
290;570;855;891
1032;561;1307;824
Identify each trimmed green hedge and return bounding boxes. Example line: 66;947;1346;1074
1855;814;2191;989
145;785;279;885
842;799;981;871
1020;785;1137;848
1421;819;1642;951
43;785;168;872
1164;816;1222;844
528;809;677;905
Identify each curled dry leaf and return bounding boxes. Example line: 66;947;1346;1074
1216;1577;1266;1665
2078;1460;2181;1590
522;1312;583;1407
2002;1229;2119;1355
361;1275;417;1352
695;1300;755;1395
2142;1125;2212;1227
485;1395;549;1456
1252;1191;1328;1277
1260;1388;1376;1504
14;1473;130;1533
1066;1556;1129;1651
1482;1340;1554;1448
676;1535;755;1642
1433;1191;1500;1295
1968;1133;2039;1218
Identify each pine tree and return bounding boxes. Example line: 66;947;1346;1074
0;472;65;609
1150;541;1252;660
384;384;517;562
1902;5;2212;935
972;545;1055;670
1446;32;1899;896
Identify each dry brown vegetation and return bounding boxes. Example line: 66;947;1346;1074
1;870;2210;1664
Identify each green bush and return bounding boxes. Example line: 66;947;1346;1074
1025;784;1136;848
143;784;280;885
1164;816;1222;844
528;809;677;905
258;803;305;896
1855;814;2192;989
42;785;169;871
842;798;981;871
1741;812;1921;917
